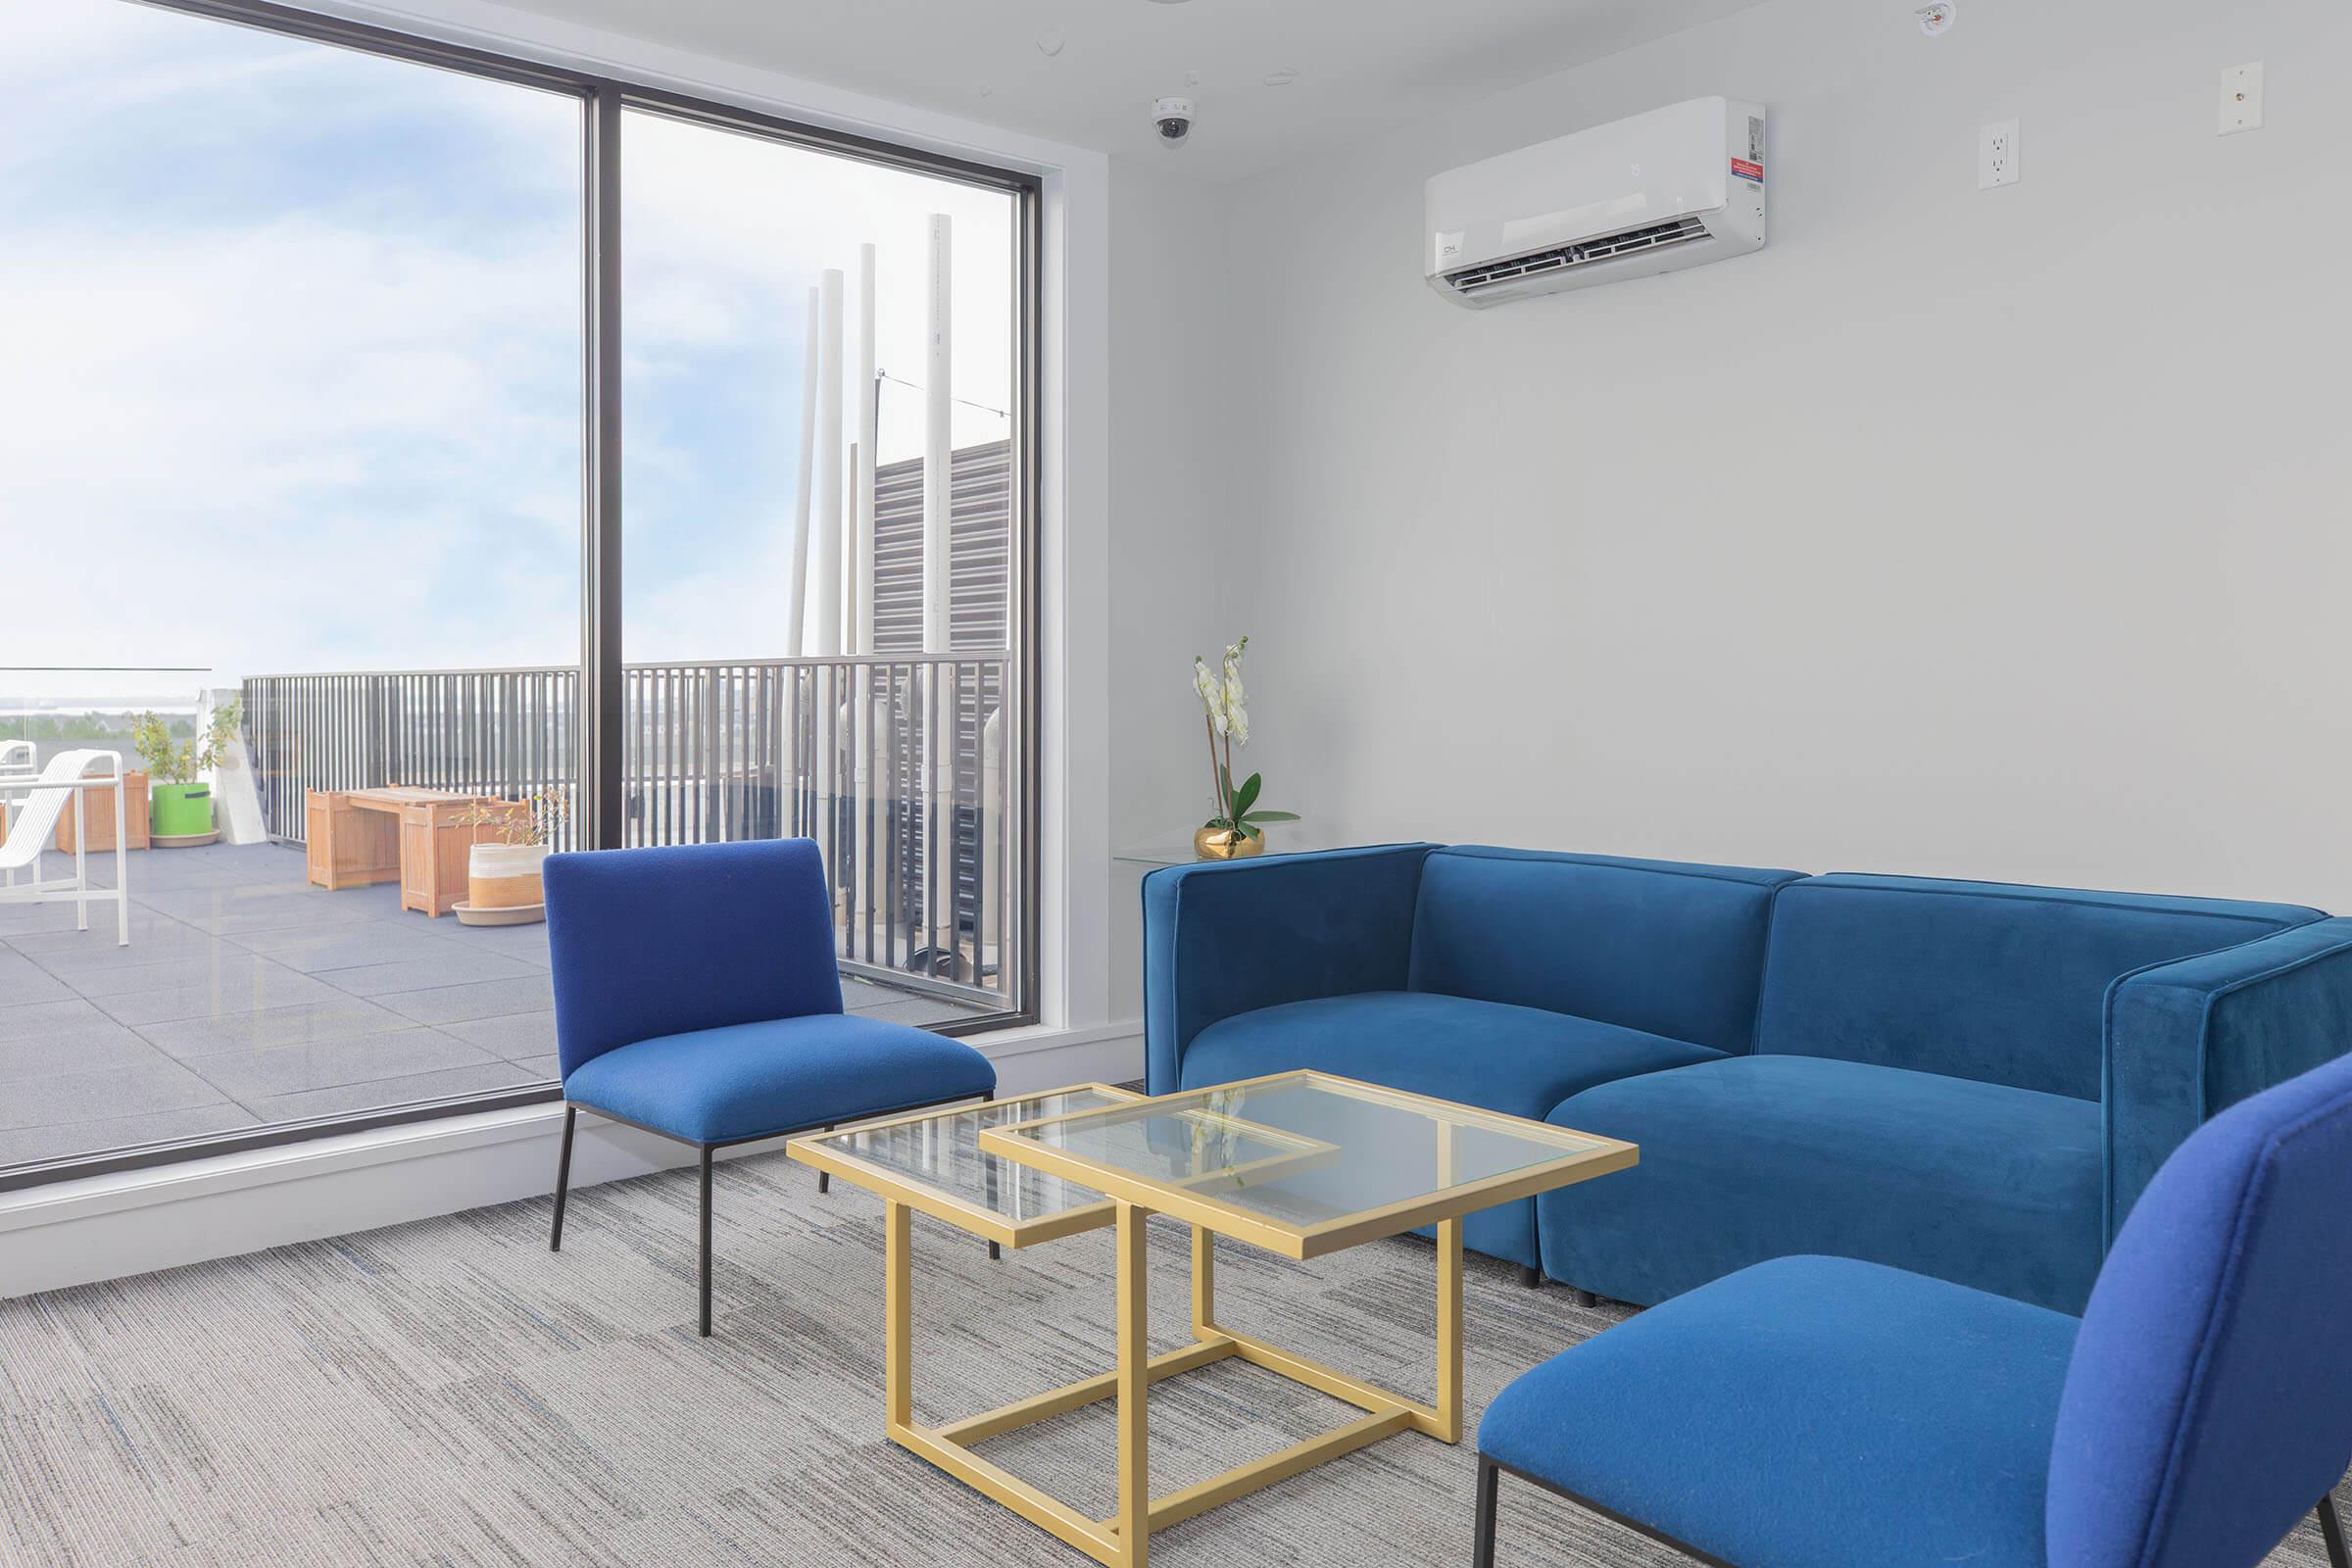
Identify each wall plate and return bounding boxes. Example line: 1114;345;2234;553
2221;62;2265;135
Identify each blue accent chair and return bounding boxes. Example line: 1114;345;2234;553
543;839;997;1336
1472;1051;2352;1568
1144;846;2352;1311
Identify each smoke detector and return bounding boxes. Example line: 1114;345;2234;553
1916;2;1955;36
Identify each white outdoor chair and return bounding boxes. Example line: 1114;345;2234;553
0;741;35;889
0;749;131;946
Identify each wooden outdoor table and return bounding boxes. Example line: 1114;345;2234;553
304;787;525;918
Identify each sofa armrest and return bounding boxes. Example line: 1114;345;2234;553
2104;915;2352;1242
1142;843;1437;1093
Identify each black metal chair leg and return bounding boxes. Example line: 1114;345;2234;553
1519;1264;1542;1288
2320;1491;2349;1568
549;1105;576;1251
1572;1289;1598;1308
817;1169;829;1195
699;1145;715;1338
989;1240;1002;1261
1473;1454;1500;1568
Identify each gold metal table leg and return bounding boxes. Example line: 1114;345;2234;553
1435;1215;1464;1444
1434;1117;1465;1444
1191;1223;1215;1338
1116;1200;1152;1567
885;1199;911;1432
879;1195;1464;1564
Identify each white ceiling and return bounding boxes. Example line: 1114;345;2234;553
494;0;1775;182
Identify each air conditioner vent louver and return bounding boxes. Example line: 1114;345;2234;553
1443;216;1710;295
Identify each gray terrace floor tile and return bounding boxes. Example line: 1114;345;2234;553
324;950;544;997
372;974;555;1025
90;965;347;1027
0;1001;164;1087
181;1028;498;1101
435;1010;558;1061
227;926;504;974
36;950;287;1000
0;1102;260;1167
0;953;75;1008
0;1054;235;1131
0;841;990;1176
134;997;418;1059
237;1060;546;1122
5;913;222;960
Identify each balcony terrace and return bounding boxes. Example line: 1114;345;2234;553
0;840;979;1172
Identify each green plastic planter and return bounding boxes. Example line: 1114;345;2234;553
151;782;214;838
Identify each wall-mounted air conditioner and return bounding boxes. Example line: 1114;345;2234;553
1426;96;1767;309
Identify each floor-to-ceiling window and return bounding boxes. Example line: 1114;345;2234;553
620;106;1025;1027
0;0;1038;1188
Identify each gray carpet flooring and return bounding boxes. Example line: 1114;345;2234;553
0;1151;2339;1567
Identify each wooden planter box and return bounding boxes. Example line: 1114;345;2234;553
54;770;152;854
307;788;528;918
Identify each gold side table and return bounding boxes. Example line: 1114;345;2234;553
792;1071;1636;1567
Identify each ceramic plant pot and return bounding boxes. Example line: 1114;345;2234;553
1193;826;1265;861
150;782;213;840
467;841;548;912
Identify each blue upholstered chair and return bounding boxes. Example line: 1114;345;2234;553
1474;1049;2352;1568
542;839;997;1336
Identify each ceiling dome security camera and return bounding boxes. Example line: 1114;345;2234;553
1153;96;1194;148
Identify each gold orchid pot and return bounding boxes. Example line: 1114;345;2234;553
1191;635;1298;861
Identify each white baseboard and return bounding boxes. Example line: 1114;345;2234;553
0;1021;1143;1299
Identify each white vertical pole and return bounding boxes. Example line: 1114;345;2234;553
855;242;879;656
812;270;846;909
112;755;127;947
813;269;846;657
788;286;818;659
923;215;953;656
842;441;858;654
920;216;954;977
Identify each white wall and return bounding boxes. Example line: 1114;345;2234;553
1106;157;1240;1016
1200;0;2352;909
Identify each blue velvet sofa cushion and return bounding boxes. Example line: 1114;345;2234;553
1755;874;2322;1101
1480;1253;2078;1568
562;1013;997;1145
1540;1054;2104;1311
546;838;845;1079
2049;1049;2352;1568
1181;992;1722;1269
1407;849;1801;1055
2103;915;2352;1241
1142;844;1436;1094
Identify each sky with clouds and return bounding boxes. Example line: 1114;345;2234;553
0;0;1013;700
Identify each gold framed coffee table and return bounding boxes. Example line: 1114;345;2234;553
789;1071;1636;1567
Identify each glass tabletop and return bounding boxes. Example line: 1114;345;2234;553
978;1071;1635;1259
791;1085;1141;1245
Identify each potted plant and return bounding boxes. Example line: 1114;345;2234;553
130;701;239;845
1191;635;1299;859
452;788;566;924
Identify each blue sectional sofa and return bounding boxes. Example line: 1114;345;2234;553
1142;844;2352;1313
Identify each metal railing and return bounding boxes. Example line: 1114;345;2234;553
244;657;1013;1007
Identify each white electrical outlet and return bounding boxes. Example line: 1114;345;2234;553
2221;62;2265;135
1979;119;2020;189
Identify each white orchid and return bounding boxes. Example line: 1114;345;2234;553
1192;658;1222;710
1188;634;1297;847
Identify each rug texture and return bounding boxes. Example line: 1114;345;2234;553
0;1148;2339;1566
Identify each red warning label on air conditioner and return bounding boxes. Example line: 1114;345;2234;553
1731;159;1764;182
